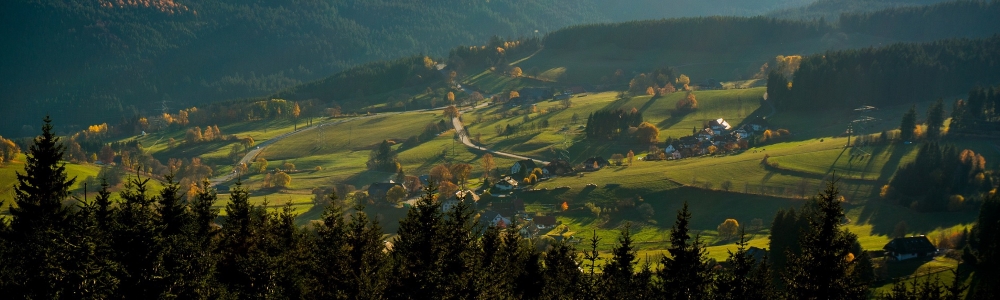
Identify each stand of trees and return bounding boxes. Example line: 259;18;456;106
585;109;643;140
769;36;1000;111
367;140;400;173
883;143;993;212
950;84;1000;136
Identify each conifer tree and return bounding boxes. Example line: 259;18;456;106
311;194;350;299
344;205;388;299
900;105;917;141
541;241;583;299
6;116;76;298
969;192;1000;299
657;201;712;299
112;174;163;298
715;229;774;300
926;98;946;139
387;183;447;299
783;180;869;300
602;223;651;299
63;185;119;299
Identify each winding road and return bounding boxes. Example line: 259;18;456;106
451;115;548;165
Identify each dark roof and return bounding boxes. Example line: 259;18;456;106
583;157;609;165
883;236;936;254
535;216;557;227
517;159;538;171
511;199;525;211
544;159;574;174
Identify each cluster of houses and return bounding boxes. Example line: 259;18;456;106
655;117;769;160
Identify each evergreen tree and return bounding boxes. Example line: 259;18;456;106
438;195;480;298
900;105;917;142
582;230;603;299
4;116;76;298
311;195;351;299
112;174;164;298
387;183;447;299
217;181;270;298
265;203;314;298
926;98;946;139
969;192;1000;299
657;201;712;299
601;223;651;299
344;205;388;299
783;180;869;300
63;185;119;299
540;241;583;299
715;229;774;300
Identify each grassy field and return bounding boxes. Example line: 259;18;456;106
1;154;106;212
463;88;765;162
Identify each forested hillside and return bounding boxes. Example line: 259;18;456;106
767;0;948;21
768;36;1000;111
0;0;814;137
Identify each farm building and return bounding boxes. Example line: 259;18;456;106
883;236;937;261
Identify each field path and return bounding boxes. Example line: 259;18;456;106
209;114;386;187
451;115;548;165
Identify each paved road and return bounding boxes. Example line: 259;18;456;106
451;115;548;165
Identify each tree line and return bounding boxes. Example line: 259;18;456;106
768;36;1000;111
3;117;999;299
950;84;1000;136
585;109;644;140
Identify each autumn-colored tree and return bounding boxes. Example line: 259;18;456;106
717;219;740;240
676;92;698;112
627;150;635;166
0;137;21;165
88;153;98;163
273;171;291;188
560;201;569;211
447;92;455;104
450;163;473;187
646;86;656;96
509;90;520;99
292;102;302;130
386;185;408;205
403;175;422;193
423;56;435;70
98;144;115;164
707;145;718;155
443;105;460;119
438;180;459;198
185;127;203;144
774;55;803;78
430;164;453;184
676;74;691;87
262;173;273;188
202;125;215;141
448;70;458;83
510;66;523;77
252;158;268;174
635;122;660;144
281;161;295;171
480;153;496;180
